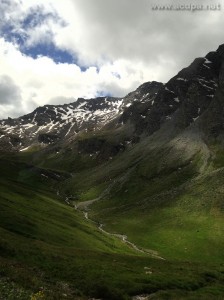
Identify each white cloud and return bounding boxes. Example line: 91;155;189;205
0;38;144;118
0;0;224;118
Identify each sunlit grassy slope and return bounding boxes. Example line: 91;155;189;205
86;143;224;265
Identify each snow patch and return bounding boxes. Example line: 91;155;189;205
204;58;212;64
125;103;132;108
41;174;48;178
203;64;210;69
165;87;175;94
20;146;31;152
193;116;199;122
176;77;187;82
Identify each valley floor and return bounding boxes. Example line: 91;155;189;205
0;156;224;299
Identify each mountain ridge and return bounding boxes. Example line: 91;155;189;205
0;81;162;152
1;44;224;154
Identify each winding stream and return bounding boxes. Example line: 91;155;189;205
74;198;164;259
59;191;164;259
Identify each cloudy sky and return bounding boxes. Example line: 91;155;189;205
0;0;224;119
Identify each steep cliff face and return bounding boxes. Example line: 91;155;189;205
122;47;222;138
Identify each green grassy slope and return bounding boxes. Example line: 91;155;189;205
0;158;139;299
17;135;224;265
86;142;224;263
1;139;224;299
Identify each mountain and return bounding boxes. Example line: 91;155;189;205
0;81;162;152
1;45;224;300
1;45;224;153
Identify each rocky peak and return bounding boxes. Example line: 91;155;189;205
140;45;224;135
0;82;162;151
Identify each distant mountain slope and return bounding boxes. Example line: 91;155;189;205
0;81;162;151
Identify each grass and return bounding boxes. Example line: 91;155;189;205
1;140;224;299
88;148;224;265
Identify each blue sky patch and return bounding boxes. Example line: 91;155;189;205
1;4;75;65
22;42;75;64
21;7;65;29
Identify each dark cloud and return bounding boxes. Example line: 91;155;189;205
0;75;21;105
0;74;24;119
68;0;224;81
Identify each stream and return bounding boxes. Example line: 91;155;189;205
59;191;164;259
74;197;164;259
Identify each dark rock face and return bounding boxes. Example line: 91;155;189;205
117;49;222;137
38;134;60;144
143;50;221;135
78;138;106;154
77;137;126;161
120;81;163;134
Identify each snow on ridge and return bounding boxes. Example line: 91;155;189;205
47;121;55;133
20;146;31;152
22;123;35;129
165;87;175;94
204;58;212;64
203;64;211;69
77;101;87;109
198;78;218;89
198;82;215;90
193;116;199;122
0;94;148;144
176;77;188;82
53;108;58;115
65;123;75;137
31;112;37;123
